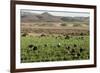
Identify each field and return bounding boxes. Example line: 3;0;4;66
21;26;90;63
20;11;90;63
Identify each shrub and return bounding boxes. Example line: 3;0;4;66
65;35;70;39
80;32;84;36
73;23;80;27
40;33;46;37
61;23;67;26
21;32;28;37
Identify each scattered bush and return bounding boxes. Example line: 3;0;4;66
73;23;80;27
33;46;38;51
65;35;70;39
60;23;67;26
80;32;84;36
74;44;77;47
21;32;28;37
80;48;84;52
40;33;46;37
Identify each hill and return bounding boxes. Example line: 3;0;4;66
21;11;89;23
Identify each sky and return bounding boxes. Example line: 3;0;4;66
21;9;90;17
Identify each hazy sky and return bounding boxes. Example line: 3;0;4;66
21;9;90;17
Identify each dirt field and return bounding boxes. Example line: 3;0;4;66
21;26;89;36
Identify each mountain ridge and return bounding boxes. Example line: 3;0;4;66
21;11;89;23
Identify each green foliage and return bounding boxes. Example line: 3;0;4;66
21;32;28;37
61;23;67;26
21;35;89;63
73;23;81;27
